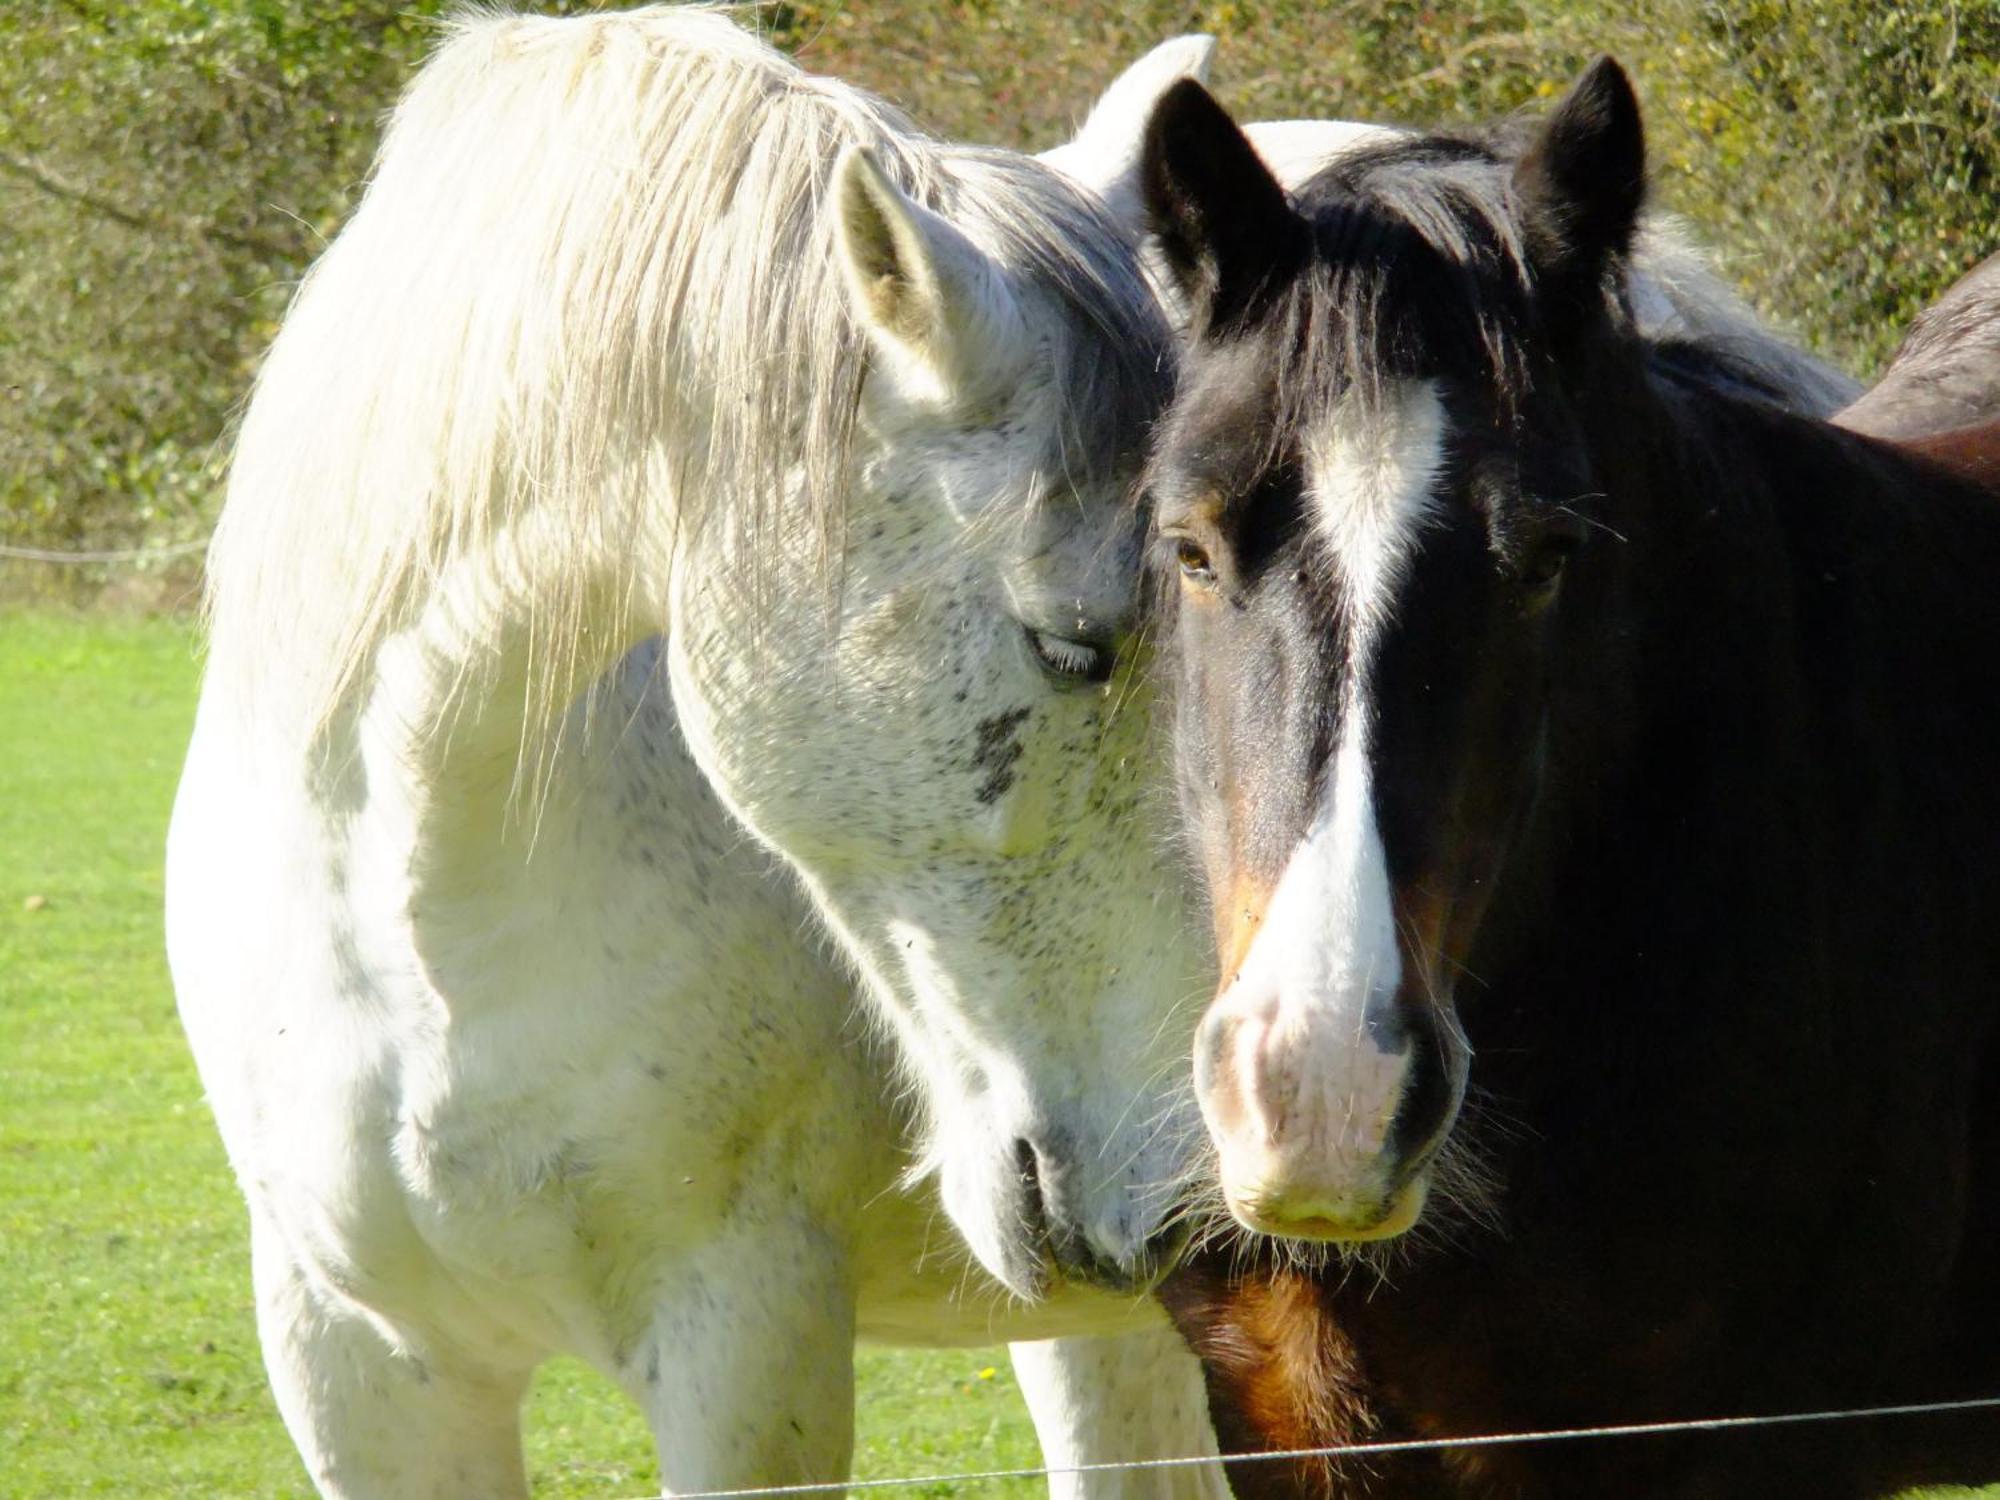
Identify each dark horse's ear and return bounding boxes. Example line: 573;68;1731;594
1143;79;1301;330
1513;56;1646;326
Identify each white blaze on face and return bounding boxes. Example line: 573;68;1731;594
1304;379;1449;646
1251;378;1446;1007
1208;381;1446;1202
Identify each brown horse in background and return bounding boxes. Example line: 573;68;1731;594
1838;251;2000;442
1840;250;2000;492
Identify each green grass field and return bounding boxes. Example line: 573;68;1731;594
3;608;1995;1499
0;610;1045;1498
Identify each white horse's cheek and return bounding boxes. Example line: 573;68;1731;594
670;494;1201;1283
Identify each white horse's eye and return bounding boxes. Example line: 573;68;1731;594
1027;628;1111;683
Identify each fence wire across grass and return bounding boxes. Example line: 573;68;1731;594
648;1394;2000;1499
0;538;209;565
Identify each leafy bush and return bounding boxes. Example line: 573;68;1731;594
0;2;436;550
2;0;1992;554
793;0;1997;374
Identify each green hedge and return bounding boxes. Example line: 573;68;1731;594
2;1;1992;553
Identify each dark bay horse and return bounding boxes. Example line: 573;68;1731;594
1140;61;2000;1498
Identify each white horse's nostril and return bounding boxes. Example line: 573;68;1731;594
1013;1135;1049;1232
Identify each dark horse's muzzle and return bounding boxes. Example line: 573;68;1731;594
1195;958;1468;1241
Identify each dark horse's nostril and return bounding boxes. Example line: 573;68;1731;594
1384;1010;1461;1178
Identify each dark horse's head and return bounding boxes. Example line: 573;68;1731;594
1143;61;1648;1239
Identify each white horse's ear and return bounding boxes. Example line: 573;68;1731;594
833;146;1026;405
1242;119;1406;191
1039;35;1217;230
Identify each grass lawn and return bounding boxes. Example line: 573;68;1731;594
0;610;1043;1498
3;608;1995;1499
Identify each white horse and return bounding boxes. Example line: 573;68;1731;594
169;10;1229;1497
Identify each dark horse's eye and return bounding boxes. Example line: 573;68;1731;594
1174;538;1217;588
1519;526;1584;604
1521;546;1569;592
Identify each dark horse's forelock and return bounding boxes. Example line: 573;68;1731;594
1253;128;1834;478
1256;136;1562;453
1269;130;1837;431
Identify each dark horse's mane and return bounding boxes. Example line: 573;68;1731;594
1152;74;2000;1500
1234;129;1839;465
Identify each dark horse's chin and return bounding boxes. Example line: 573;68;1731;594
1226;1171;1430;1244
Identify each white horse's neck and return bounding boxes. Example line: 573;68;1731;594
344;511;666;924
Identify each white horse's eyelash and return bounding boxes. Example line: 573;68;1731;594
1029;628;1104;677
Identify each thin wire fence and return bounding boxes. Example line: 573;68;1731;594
0;538;208;565
643;1393;2000;1499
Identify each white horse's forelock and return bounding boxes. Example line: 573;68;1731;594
203;4;1166;765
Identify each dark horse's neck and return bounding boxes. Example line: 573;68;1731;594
1486;334;2000;1088
1455;337;2000;1429
1495;339;2000;980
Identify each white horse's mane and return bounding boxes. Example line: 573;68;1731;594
204;4;1165;756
